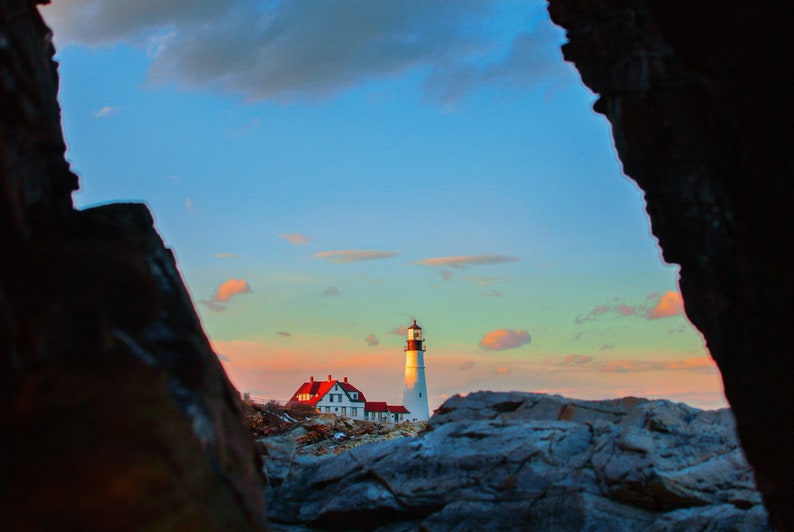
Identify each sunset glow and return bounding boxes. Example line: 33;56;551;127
40;0;728;412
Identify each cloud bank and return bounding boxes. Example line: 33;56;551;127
40;0;566;104
479;329;531;351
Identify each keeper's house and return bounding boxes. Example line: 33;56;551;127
286;374;410;423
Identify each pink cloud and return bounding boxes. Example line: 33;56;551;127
616;304;637;316
365;334;380;346
663;357;716;373
479;329;531;351
563;354;593;365
314;250;399;263
416;254;519;269
647;291;684;319
214;278;252;302
281;233;310;246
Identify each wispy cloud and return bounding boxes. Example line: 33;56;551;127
314;250;399;263
365;334;380;346
482;290;504;297
389;325;409;336
416;255;519;270
574;291;685;324
321;286;340;297
41;1;566;105
460;360;475;371
281;233;310;246
562;354;593;365
277;331;292;338
595;357;717;375
214;252;241;259
94;105;117;118
464;276;511;286
479;328;531;351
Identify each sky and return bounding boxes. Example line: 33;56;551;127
39;0;728;412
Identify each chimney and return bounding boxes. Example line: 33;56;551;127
328;374;332;382
309;376;314;383
344;376;348;383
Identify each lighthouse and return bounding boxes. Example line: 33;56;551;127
402;320;430;421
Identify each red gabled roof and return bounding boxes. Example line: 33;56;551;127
365;401;388;412
339;381;366;402
387;405;410;414
289;377;366;406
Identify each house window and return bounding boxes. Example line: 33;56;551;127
351;408;357;416
325;407;330;413
419;392;422;398
341;407;347;415
351;392;358;399
329;395;334;402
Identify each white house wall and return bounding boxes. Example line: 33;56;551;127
314;382;366;420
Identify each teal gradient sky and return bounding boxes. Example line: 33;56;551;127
40;1;726;411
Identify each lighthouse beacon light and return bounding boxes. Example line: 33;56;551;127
402;319;430;421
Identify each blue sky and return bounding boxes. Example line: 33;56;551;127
40;0;726;411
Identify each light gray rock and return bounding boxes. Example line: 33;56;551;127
265;392;770;531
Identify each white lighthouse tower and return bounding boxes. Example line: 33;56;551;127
402;320;430;421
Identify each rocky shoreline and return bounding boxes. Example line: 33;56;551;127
259;392;770;531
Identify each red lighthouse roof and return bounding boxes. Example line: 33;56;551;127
408;320;421;329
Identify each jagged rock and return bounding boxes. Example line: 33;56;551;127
0;2;268;528
545;2;794;528
265;392;768;531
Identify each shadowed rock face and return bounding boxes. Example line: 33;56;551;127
546;1;794;529
1;1;268;528
264;392;769;530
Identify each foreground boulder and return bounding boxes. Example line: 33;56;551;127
546;2;794;527
1;2;268;527
265;392;769;531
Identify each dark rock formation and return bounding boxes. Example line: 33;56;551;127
3;0;792;529
265;392;769;531
0;1;268;528
546;1;794;529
